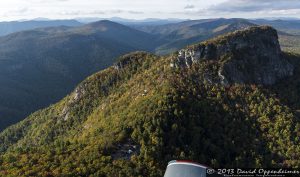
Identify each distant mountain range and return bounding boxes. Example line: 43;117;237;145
1;17;300;131
0;20;82;36
134;18;256;54
133;18;300;54
76;17;186;25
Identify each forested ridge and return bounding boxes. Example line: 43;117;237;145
2;17;300;132
0;26;300;176
0;20;160;131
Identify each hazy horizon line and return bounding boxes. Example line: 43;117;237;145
0;16;299;23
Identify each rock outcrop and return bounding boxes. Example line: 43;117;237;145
171;26;294;85
113;51;150;71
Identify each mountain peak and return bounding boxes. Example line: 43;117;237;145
171;26;294;85
85;20;126;29
1;22;300;176
206;25;277;44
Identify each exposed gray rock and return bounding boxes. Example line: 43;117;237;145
60;84;86;121
60;104;70;121
171;26;294;85
113;57;131;70
73;85;86;101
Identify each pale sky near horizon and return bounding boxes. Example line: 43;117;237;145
0;0;300;21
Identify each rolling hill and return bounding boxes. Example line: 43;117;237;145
0;20;82;36
133;18;300;55
251;19;300;35
0;20;161;131
0;26;299;176
135;18;256;54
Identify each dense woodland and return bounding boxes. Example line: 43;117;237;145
0;20;160;131
0;26;300;176
1;18;300;132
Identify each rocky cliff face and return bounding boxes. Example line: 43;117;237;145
171;26;294;85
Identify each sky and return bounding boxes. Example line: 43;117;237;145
0;0;300;21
